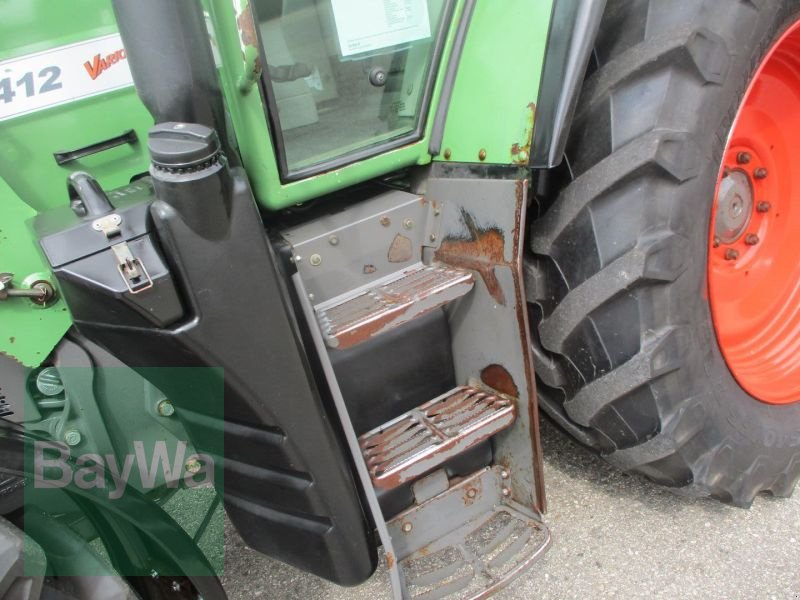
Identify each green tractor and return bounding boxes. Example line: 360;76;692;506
2;0;799;597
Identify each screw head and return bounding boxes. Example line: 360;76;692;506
429;234;437;242
403;218;414;230
36;367;64;397
757;201;771;213
467;488;477;499
753;167;768;180
401;522;413;533
185;458;202;474
478;149;487;161
501;487;511;497
328;235;339;246
443;149;452;160
736;152;751;165
500;470;510;480
64;429;82;447
712;237;721;248
724;248;740;261
157;399;175;417
745;234;759;246
379;216;391;227
309;254;322;267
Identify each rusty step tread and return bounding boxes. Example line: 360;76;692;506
359;386;517;489
315;263;474;350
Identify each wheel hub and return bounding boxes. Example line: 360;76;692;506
708;20;800;405
714;170;753;244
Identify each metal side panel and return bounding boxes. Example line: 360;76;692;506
420;165;547;514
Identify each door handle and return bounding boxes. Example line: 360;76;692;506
53;129;138;166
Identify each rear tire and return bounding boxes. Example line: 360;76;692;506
527;0;800;506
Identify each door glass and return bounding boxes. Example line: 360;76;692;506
253;0;448;177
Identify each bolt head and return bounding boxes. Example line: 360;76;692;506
501;487;511;497
64;430;82;447
443;149;452;160
429;234;437;242
757;201;771;213
185;459;202;474
403;218;414;230
724;248;740;261
753;167;768;180
500;470;510;479
745;234;759;246
402;522;413;533
712;237;721;248
36;367;64;397
478;149;487;161
329;235;339;246
157;399;175;417
467;488;476;498
736;152;751;165
309;254;322;266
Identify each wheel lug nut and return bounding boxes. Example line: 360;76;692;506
724;249;739;261
753;167;768;180
712;236;720;248
745;234;759;246
757;201;771;213
736;152;751;165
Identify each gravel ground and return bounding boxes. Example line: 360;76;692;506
221;417;800;600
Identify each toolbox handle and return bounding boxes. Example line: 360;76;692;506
53;129;138;166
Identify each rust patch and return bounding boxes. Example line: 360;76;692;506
435;209;507;305
388;234;413;263
237;4;259;48
385;552;395;569
510;102;536;165
363;264;377;274
481;364;519;398
462;477;483;506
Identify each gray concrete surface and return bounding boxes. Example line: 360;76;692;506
221;417;800;599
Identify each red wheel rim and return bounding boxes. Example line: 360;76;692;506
709;20;800;405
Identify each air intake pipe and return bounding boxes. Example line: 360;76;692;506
110;0;237;162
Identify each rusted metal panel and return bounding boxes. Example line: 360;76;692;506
359;387;516;489
316;263;474;350
422;168;547;513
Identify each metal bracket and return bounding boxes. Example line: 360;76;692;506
110;243;153;294
91;213;122;238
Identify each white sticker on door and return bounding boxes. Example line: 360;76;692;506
0;33;134;122
331;0;431;58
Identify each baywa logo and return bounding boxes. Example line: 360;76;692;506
34;440;214;499
83;48;127;80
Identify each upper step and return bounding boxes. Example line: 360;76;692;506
315;263;474;350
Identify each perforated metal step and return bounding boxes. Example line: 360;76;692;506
388;467;551;600
359;387;516;490
315;263;474;350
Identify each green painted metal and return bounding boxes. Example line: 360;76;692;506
0;0;154;214
0;177;71;367
0;0;153;366
437;0;554;166
207;0;469;210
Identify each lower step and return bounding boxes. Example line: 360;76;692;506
388;467;551;600
359;386;516;489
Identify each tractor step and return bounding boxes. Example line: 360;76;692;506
315;263;474;350
388;467;551;600
359;386;516;490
